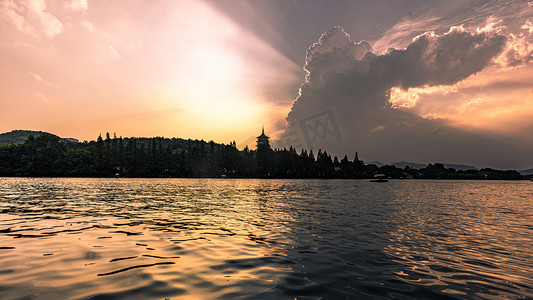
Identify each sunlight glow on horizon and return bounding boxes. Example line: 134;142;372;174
0;0;300;143
1;0;532;164
389;64;533;136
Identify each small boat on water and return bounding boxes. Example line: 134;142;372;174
370;174;388;182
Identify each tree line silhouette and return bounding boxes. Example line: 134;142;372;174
0;132;523;180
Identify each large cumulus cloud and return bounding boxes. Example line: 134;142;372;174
280;26;533;169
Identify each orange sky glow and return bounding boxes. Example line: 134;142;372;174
1;0;532;166
0;0;299;144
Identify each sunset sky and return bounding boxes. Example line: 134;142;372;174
1;0;532;168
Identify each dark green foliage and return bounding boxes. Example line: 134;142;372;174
378;165;406;179
0;133;524;180
0;130;47;145
415;164;523;180
0;130;79;145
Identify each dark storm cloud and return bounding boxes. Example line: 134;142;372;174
206;0;533;168
289;26;505;112
280;26;533;169
374;27;506;89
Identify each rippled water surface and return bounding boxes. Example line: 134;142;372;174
0;178;532;299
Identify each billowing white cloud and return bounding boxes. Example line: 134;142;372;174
374;26;506;90
280;25;533;169
523;18;533;34
80;20;94;31
68;0;88;12
1;0;63;38
494;21;533;69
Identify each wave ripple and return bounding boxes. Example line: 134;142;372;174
0;178;532;299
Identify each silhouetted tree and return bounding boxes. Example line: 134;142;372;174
0;133;523;180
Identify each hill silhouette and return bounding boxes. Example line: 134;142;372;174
0;130;524;180
0;130;78;145
367;160;477;171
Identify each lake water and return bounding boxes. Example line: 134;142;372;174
0;178;531;299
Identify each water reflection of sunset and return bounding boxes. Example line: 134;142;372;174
0;178;298;299
1;178;532;298
384;180;532;297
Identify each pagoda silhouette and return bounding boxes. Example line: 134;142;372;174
256;126;270;150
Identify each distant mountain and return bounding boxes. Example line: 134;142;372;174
366;160;477;170
391;161;426;169
519;168;533;175
442;163;477;171
392;161;477;170
0;130;79;145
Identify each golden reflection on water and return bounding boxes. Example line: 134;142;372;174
385;180;533;298
0;178;299;299
0;178;532;299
